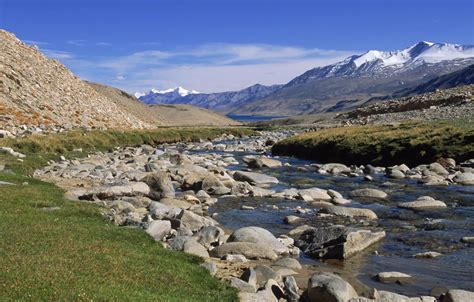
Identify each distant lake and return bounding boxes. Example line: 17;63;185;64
227;114;286;123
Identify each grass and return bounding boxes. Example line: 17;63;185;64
0;127;250;301
272;120;474;166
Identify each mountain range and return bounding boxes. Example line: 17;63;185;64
137;41;474;116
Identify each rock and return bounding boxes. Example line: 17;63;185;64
332;197;351;205
141;172;175;199
307;272;358;302
453;172;474;185
0;130;14;138
0;147;26;158
200;261;218;276
159;198;192;209
442;289;474;302
413;251;442;258
349;188;388;199
70;182;150;200
378;290;436;302
298;188;332;201
194;225;225;249
251;186;276;197
239;290;278;302
296;225;385;259
284;276;300;302
223;254;248;263
284;215;304;225
376;271;413;283
230;278;256;293
429;162;449;176
321;206;378;220
233;171;279;185
437;158;456;169
253;265;281;287
201;174;228;194
327;189;343;199
243;156;282;168
229;226;289;255
241;267;257;288
461;236;474;243
241;205;255;210
146;220;172;241
183;240;209;258
398;196;447;209
420;175;450;186
387;169;405;179
210;242;278;260
177;210;215;232
320;163;351;174
264;279;286;300
273;257;302;269
287;225;315;237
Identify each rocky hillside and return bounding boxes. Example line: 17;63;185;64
89;82;240;127
0;30;152;132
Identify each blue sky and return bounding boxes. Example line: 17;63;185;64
1;0;473;93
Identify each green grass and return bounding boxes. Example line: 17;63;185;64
272;120;474;166
0;128;249;301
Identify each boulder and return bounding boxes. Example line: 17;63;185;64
159;198;193;209
319;163;351;174
72;182;150;200
349;188;387;199
296;225;385;259
429;162;449;176
284;275;300;302
210;242;278;260
321;206;378;220
307;272;358;302
229;226;289;255
453;172;474;185
177;210;216;232
194;225;225;249
442;289;474;302
376;271;413;283
398;196;447;210
243;156;282;169
146;220;172;241
183;240;209;258
284;215;304;225
273;257;302;269
298;188;332;201
230;278;256;293
141;171;175;199
253;265;281;287
233;171;279;185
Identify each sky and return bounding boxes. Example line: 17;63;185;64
1;0;473;93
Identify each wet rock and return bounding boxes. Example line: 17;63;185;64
376;271;413;283
420;175;450;186
141;171;175;199
307;272;358;302
298;188;332;201
413;251;443;258
387;168;405;179
241;205;256;210
429;162;449;176
442;289;474;302
453;172;474;185
398;196;447;209
349;188;388;199
233;171;279;185
231;278;256;293
461;236;474;243
296;225;385;259
284;215;304;225
210;242;278;260
229;226;289;255
146;220;172;241
319;163;351;174
321;205;378;220
273;257;302;270
284;276;300;302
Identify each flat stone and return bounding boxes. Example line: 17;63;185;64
413;251;443;258
233;171;279;185
442;289;474;302
376;271;413;283
284;215;304;225
183;240;209;258
210;242;278;260
398;196;447;209
349;188;388;199
321;205;378;220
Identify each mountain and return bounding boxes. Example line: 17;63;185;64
0;29;239;132
393;64;474;97
137;83;282;113
231;41;474;115
138;86;200;104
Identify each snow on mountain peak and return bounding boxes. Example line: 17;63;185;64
136;86;200;99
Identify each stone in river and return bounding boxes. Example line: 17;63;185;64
229;226;289;255
306;272;358;302
375;271;413;283
233;171;279;185
349;188;388;199
398;196;447;210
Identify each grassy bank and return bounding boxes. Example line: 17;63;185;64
0;128;249;301
272;120;474;166
0;127;254;175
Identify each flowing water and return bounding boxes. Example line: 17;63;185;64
191;138;474;296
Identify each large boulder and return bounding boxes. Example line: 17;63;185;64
233;171;279;185
229;226;289;255
141;172;175;199
70;182;150;200
210;242;278;260
243;156;282;169
442;289;474;302
453;172;474;185
307;272;358;302
296;225;385;259
177;210;216;232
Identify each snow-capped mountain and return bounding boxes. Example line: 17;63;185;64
137;86;199;104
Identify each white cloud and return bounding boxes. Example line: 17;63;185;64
59;43;356;93
67;39;86;46
96;42;112;47
42;48;75;60
23;39;49;46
